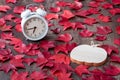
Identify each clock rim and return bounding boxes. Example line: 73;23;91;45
21;14;48;41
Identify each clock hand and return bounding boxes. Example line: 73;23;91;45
27;27;34;30
33;27;37;33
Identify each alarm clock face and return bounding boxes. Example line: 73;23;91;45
23;16;48;41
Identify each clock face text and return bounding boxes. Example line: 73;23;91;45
24;17;46;39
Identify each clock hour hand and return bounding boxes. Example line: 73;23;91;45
27;27;34;30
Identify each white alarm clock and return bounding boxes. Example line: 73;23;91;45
21;4;48;41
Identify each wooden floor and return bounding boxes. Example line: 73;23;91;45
0;0;120;80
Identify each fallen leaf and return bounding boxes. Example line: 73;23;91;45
102;3;113;9
39;40;55;51
88;1;100;8
6;0;17;3
54;44;68;54
30;71;47;80
98;14;111;22
117;18;120;23
110;55;120;63
96;26;112;35
45;13;59;20
56;1;70;7
13;6;25;14
112;0;120;5
51;28;61;34
79;29;94;37
0;18;5;26
59;19;75;30
49;54;70;64
10;58;25;68
57;33;72;42
116;26;120;34
0;63;16;73
75;65;89;76
70;1;83;10
95;35;107;41
50;7;61;13
87;8;100;14
4;14;15;21
0;25;12;31
114;38;120;46
15;24;22;32
74;22;86;30
0;5;11;12
55;72;72;80
61;10;75;19
84;17;97;25
11;70;28;80
33;0;44;3
101;45;119;55
103;65;120;76
23;58;35;65
75;9;90;17
109;8;120;15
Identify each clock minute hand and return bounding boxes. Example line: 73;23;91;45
33;27;37;33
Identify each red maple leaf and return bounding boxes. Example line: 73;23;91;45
1;32;14;40
15;24;22;32
36;57;48;67
10;58;25;68
75;65;89;76
116;26;120;34
88;1;100;8
0;63;16;73
84;17;97;25
61;10;75;19
51;28;61;34
54;44;68;54
114;38;120;46
70;1;83;10
96;26;112;35
56;1;70;7
79;29;94;37
109;8;120;15
75;9;90;17
33;0;44;3
49;54;70;64
59;19;75;30
0;18;6;26
101;45;119;55
95;35;107;41
102;3;113;9
45;13;59;20
11;70;28;80
98;14;111;22
39;40;55;51
110;55;120;63
30;71;47;80
55;72;72;80
4;14;15;21
0;40;6;49
13;6;25;14
57;33;72;42
0;5;11;12
117;18;120;23
112;0;120;5
0;24;12;31
87;8;100;14
103;65;120;76
74;22;85;30
6;0;17;3
23;58;35;65
0;49;11;62
50;7;61;13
